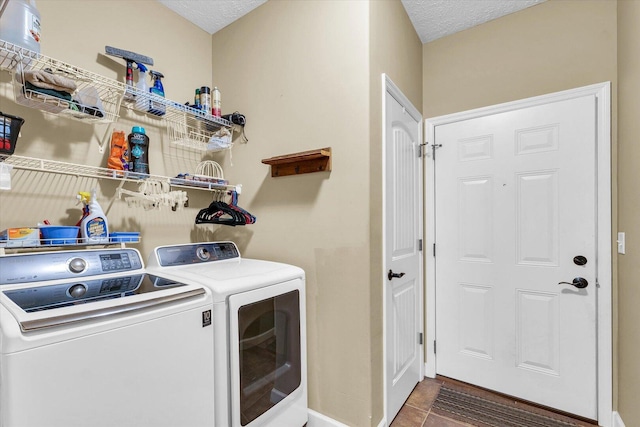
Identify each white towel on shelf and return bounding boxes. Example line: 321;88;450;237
19;69;77;94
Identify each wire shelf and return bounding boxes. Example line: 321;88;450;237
1;39;125;124
0;39;241;193
122;87;234;151
1;39;238;150
0;154;240;192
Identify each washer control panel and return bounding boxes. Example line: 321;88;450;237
155;242;240;267
0;249;143;286
3;274;186;313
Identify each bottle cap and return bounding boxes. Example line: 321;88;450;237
196;88;200;94
132;126;146;135
200;86;211;94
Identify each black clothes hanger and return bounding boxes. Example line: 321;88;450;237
195;191;255;226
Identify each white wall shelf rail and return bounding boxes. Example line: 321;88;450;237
0;154;240;192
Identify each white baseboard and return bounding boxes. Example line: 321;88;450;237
307;409;349;427
307;410;387;427
613;411;626;427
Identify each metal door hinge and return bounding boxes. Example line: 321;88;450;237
419;333;423;345
418;143;427;157
433;243;436;257
432;143;442;160
433;340;436;354
418;239;423;251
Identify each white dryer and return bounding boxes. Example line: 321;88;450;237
146;241;308;427
0;248;215;427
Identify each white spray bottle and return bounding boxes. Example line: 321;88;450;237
79;189;109;244
135;62;149;112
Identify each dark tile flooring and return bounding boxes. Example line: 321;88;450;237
390;376;599;427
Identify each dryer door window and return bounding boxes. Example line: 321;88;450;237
237;289;301;425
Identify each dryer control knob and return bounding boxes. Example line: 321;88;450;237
69;258;87;273
68;284;87;298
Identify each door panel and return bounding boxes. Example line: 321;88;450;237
385;87;422;423
434;95;597;419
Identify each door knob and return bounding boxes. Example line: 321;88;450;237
558;277;589;289
388;270;405;281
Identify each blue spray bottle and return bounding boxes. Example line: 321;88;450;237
148;70;165;116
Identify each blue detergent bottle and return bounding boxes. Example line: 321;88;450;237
148;71;166;116
128;126;150;175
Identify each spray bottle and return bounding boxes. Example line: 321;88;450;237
75;192;90;227
78;189;109;244
135;62;149;112
148;70;165;116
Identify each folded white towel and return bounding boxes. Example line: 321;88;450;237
19;69;77;94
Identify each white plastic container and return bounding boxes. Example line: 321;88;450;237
0;0;41;53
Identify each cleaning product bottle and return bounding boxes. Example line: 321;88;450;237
194;88;201;110
200;86;211;113
0;0;41;61
148;71;165;116
75;192;90;228
135;62;149;112
128;126;150;175
212;86;221;117
79;189;109;244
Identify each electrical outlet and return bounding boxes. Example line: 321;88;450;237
618;232;626;254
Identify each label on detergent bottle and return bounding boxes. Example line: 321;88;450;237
86;217;107;239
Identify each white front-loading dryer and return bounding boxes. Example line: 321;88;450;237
0;248;215;427
146;242;308;427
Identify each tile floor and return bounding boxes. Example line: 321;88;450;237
389;376;599;427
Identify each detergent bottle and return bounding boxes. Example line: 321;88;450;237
79;189;109;244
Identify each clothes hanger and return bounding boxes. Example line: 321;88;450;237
195;189;253;226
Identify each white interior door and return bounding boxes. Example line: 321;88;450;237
383;76;423;424
433;94;598;419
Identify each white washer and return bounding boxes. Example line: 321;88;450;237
0;248;215;427
146;242;308;427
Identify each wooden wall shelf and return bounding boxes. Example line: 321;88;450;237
261;147;331;177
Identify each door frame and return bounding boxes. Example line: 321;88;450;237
424;82;612;426
382;73;424;425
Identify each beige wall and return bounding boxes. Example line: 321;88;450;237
422;0;628;424
210;1;421;424
369;1;423;423
7;0;633;426
1;1;423;425
210;1;374;425
423;0;617;118
616;1;640;425
0;0;214;256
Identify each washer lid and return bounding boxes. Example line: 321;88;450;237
147;258;304;302
1;274;208;332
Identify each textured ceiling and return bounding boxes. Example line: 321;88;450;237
401;0;545;43
157;0;545;44
157;0;268;35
